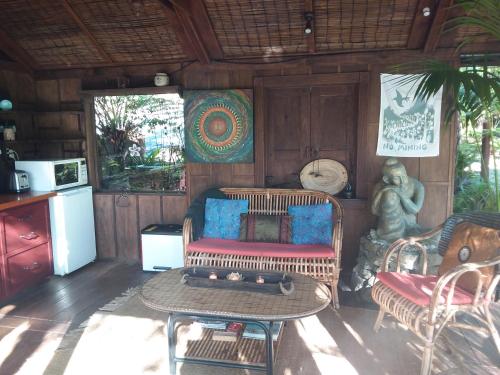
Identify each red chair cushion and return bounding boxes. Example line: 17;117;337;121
377;272;475;306
187;238;335;258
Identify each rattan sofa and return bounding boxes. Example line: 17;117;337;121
182;188;343;307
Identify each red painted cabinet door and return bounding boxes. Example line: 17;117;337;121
3;201;50;255
6;242;52;295
0;200;53;299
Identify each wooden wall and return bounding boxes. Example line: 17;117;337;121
177;59;455;269
0;69;85;159
13;52;456;272
93;193;186;262
0;69;36;159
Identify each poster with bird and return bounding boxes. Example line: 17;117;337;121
376;74;442;157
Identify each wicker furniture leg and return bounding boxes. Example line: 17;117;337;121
420;324;435;375
373;308;385;332
167;314;176;375
484;306;500;352
330;279;339;309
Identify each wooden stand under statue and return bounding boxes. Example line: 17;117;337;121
351;158;442;303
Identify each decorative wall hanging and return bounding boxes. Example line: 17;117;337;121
300;159;348;195
376;74;442;157
184;90;253;163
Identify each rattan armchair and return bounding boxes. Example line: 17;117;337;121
371;212;500;375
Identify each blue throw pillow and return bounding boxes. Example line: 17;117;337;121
203;198;249;240
288;203;333;245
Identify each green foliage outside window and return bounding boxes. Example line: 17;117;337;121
94;94;185;192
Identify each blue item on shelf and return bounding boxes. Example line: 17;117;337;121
0;100;12;111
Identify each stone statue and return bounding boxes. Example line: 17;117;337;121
370;158;425;242
351;158;440;302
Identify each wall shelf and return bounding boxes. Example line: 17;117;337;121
4;138;85;144
33;111;84;115
0;110;32;115
80;85;182;97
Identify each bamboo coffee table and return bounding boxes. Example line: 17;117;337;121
139;268;331;375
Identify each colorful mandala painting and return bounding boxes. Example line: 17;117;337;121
184;90;253;163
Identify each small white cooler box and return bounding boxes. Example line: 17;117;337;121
141;224;183;271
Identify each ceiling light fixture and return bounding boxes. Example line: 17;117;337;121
304;12;314;35
422;6;431;17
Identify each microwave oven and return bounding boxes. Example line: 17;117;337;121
15;158;88;191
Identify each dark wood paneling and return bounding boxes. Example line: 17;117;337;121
93;193;188;262
233;164;254;176
58;78;81;105
162;195;187;225
211;164;233;187
35;80;60;110
114;195;139;261
93;194;116;259
187;174;212;203
27;57;457;273
418;183;450;228
254;77;265;187
311;84;358;185
138;195;162;230
341;199;375;271
265;87;309;186
419;118;453;182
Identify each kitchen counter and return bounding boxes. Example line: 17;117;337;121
0;191;57;211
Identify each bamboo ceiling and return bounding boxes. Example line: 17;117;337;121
0;0;497;71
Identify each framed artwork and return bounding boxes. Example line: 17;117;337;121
377;74;443;157
184;89;253;163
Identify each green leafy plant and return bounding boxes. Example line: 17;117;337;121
393;0;500;212
94;94;185;192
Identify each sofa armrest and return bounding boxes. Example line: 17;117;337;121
428;255;500;323
381;225;443;274
183;217;193;265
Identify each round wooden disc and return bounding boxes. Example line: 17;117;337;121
300;159;348;195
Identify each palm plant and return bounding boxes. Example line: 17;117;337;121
394;0;500;212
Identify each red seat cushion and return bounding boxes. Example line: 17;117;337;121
187;238;335;258
377;272;475;306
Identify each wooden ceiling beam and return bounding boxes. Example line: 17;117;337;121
304;0;316;53
159;1;198;61
183;0;223;60
424;0;454;53
61;0;113;63
163;0;223;64
0;29;35;73
407;0;435;49
34;48;463;80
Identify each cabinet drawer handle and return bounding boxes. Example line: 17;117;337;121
17;215;33;222
23;262;40;271
19;232;39;240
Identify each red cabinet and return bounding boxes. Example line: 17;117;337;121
0;200;53;299
4;203;49;254
7;243;52;295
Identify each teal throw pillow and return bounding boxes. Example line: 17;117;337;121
203;198;249;240
288;203;333;245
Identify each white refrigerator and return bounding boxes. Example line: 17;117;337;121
49;185;97;275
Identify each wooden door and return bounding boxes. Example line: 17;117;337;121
265;87;310;186
310;85;358;185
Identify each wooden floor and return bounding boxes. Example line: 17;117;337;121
0;261;497;375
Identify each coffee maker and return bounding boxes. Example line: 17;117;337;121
0;141;15;193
